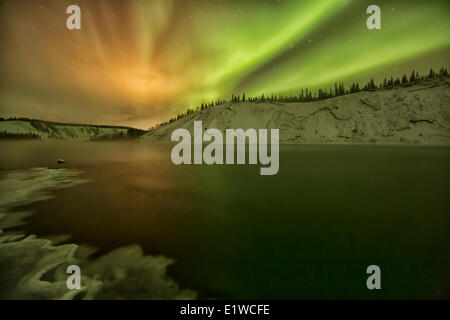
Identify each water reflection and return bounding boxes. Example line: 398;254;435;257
1;141;449;299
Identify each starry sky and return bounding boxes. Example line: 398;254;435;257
0;0;449;129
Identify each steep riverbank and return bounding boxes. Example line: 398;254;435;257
144;77;450;145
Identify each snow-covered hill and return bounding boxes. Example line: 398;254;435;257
144;77;450;145
0;119;147;141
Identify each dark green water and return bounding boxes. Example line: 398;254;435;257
1;141;449;299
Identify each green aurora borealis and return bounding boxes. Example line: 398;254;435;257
0;0;449;128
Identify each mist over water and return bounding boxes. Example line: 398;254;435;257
1;140;449;299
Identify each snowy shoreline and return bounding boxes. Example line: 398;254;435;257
0;168;195;300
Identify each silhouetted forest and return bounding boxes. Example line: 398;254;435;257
0;132;40;140
91;128;148;141
150;67;448;130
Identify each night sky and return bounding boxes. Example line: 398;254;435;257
0;0;449;129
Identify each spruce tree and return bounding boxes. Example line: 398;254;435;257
428;68;435;79
410;70;416;82
401;75;408;84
